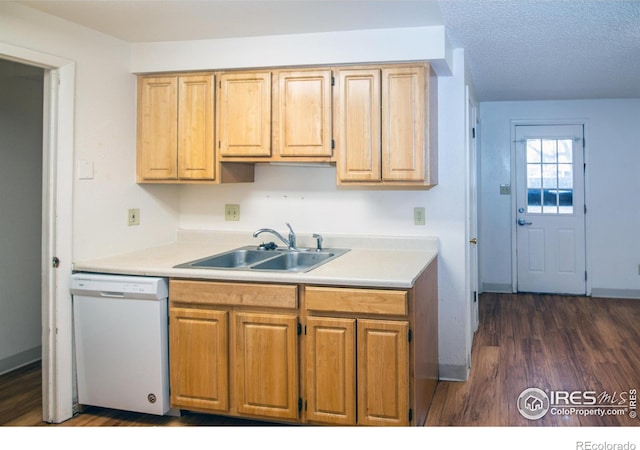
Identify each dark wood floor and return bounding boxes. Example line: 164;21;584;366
2;293;639;427
428;292;640;426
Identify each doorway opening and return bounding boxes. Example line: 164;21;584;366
0;43;75;424
0;59;44;375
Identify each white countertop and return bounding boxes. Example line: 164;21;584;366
72;230;438;289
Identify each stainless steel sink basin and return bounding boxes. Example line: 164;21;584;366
174;246;349;273
178;248;275;269
250;250;338;272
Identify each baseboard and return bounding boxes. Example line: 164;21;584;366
590;288;640;300
0;346;41;376
481;283;513;293
439;363;469;382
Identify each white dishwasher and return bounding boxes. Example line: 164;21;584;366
70;273;170;415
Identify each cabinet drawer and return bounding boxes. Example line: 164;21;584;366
170;279;297;308
304;286;407;316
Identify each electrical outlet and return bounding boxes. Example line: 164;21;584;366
225;204;240;221
128;208;140;226
414;207;425;225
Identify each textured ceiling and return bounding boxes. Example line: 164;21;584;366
440;0;640;100
15;0;640;101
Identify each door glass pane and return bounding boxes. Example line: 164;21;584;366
527;139;541;163
542;140;557;162
525;138;574;215
557;139;573;163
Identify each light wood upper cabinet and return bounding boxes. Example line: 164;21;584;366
177;75;215;179
334;69;381;182
137;62;437;187
335;63;438;188
137;73;215;182
382;66;426;182
217;71;272;157
273;69;333;159
137;76;179;180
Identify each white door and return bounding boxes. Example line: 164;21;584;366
466;94;479;332
515;124;586;294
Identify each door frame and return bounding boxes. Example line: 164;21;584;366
510;119;591;295
0;42;75;423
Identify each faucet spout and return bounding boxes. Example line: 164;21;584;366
253;223;297;250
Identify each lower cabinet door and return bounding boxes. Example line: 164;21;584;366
170;308;229;411
357;319;410;426
235;312;299;419
305;316;357;425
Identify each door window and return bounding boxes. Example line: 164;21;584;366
526;138;574;214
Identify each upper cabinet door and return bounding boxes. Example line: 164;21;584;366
334;68;381;182
381;66;425;182
177;75;215;180
217;71;271;157
137;76;178;180
274;69;333;158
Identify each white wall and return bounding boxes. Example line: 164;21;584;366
479;99;640;298
0;2;179;262
0;59;43;373
134;32;471;379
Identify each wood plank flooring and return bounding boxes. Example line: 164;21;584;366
1;293;639;427
427;292;640;426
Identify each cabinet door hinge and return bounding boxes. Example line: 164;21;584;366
408;328;412;342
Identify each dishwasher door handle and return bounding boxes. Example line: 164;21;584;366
100;291;126;298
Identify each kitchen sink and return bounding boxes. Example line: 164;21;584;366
174;246;349;273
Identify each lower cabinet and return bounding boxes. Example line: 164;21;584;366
167;259;438;426
305;317;409;425
303;287;411;425
169;280;299;421
235;312;299;420
170;308;229;412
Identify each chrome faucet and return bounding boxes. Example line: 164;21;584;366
253;222;297;250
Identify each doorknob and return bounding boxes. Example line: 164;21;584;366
517;218;533;226
469;238;478;244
